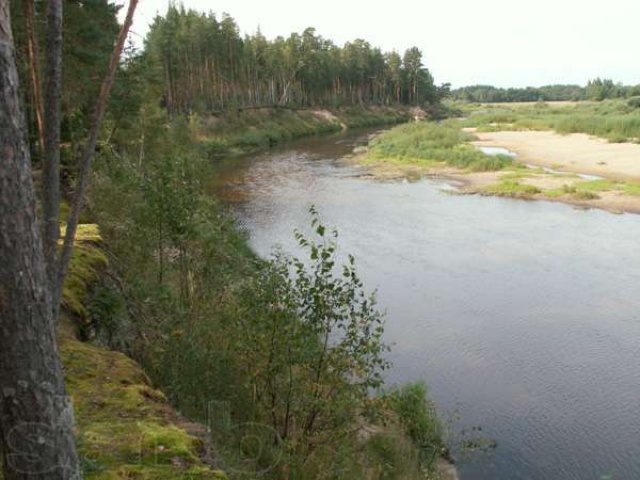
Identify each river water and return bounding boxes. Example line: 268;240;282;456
211;129;640;480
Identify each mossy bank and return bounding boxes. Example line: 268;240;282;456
57;226;227;479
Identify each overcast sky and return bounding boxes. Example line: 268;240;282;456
123;0;640;88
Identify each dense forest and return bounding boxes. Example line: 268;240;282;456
452;79;640;103
144;5;449;114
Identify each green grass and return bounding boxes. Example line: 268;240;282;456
364;121;513;172
483;181;541;197
460;99;640;143
541;179;640;200
623;182;640;195
573;179;619;192
572;190;600;200
196;107;409;155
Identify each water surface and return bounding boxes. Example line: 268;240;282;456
212;130;640;480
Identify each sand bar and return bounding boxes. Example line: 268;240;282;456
472;130;640;181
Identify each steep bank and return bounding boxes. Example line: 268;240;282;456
59;225;226;479
193;106;411;155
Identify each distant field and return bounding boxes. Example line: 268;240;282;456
478;101;588;108
455;98;640;143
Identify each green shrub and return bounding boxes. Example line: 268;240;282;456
385;382;446;469
366;121;512;171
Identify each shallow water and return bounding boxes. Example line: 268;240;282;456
212;130;640;480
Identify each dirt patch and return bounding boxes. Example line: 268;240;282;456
313;109;347;130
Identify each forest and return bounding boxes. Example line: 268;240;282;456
451;79;640;103
144;5;448;114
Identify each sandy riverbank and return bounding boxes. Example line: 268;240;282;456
349;129;640;215
472;130;640;181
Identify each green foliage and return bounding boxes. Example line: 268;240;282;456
10;0;121;145
451;84;587;102
59;228;226;480
627;96;640;109
90;117;444;478
365;121;513;171
462;100;640;143
585;78;625;101
186;107;409;155
144;5;441;115
87;284;129;349
193;207;390;475
451;80;640;103
386;382;446;468
483;181;541;197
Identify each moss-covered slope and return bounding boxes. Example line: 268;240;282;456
59;225;225;479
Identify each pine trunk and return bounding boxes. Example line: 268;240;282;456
0;3;80;478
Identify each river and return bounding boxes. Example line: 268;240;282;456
211;129;640;480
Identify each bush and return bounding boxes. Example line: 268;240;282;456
386;382;446;469
366;121;512;171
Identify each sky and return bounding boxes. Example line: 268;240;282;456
121;0;640;88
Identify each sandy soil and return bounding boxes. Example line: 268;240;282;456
472;130;640;181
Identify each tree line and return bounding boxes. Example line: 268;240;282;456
145;5;446;115
452;80;640;103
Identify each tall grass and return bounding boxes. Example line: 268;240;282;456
367;121;513;171
462;99;640;143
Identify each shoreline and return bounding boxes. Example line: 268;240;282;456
349;127;640;215
471;130;640;182
348;154;640;215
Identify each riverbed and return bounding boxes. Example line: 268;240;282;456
212;129;640;480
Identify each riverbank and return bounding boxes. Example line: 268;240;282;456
353;121;640;215
195;106;412;156
472;129;640;181
60;225;226;479
75;116;456;479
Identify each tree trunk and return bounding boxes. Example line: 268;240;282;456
42;0;63;313
57;0;139;314
0;3;80;478
23;0;44;156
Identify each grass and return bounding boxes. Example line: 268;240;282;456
364;121;513;172
572;179;618;192
458;99;640;143
623;182;640;195
483;180;541;197
538;179;640;201
196;106;410;155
